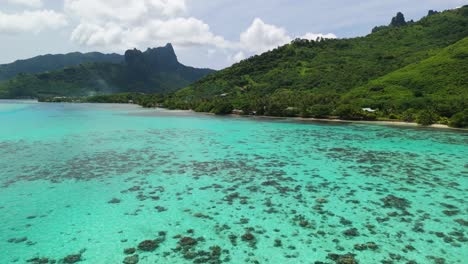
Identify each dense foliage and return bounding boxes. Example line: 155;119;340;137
6;7;468;128
39;93;165;108
0;44;214;99
0;52;123;81
151;7;468;127
345;37;468;122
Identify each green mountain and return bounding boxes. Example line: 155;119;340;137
159;7;467;126
0;44;214;98
0;52;123;81
344;37;468;119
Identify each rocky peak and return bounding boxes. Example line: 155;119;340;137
124;43;179;72
390;12;407;27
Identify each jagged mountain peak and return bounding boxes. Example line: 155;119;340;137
125;44;179;71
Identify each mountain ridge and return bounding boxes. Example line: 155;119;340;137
0;44;215;98
2;7;467;127
0;52;124;81
152;6;467;127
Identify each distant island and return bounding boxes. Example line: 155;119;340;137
2;7;468;128
0;44;215;98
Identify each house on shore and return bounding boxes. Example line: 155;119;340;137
362;108;377;113
232;109;244;115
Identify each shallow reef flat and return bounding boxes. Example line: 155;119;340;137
0;101;467;264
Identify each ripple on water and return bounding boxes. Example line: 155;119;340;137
0;103;467;263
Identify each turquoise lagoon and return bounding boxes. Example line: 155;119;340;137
0;100;466;264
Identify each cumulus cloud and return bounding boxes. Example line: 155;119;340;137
144;18;228;48
71;22;125;47
238;18;337;56
233;51;246;62
5;0;42;8
71;18;228;50
65;0;337;66
65;0;187;24
0;10;68;34
240;18;291;53
227;51;246;63
66;0;229;51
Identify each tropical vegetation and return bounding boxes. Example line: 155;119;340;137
154;7;468;127
0;44;214;99
4;7;468;128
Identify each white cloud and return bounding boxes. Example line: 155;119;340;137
65;0;187;19
227;51;246;64
65;0;187;24
66;0;228;52
233;51;246;62
65;0;149;23
147;0;187;17
145;18;228;48
71;22;125;47
0;10;68;34
65;1;337;66
238;18;337;55
240;18;292;53
70;18;229;51
301;32;337;41
4;0;42;8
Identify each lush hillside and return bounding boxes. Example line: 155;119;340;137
0;44;215;98
0;63;124;98
344;37;468;122
0;52;123;81
158;7;467;127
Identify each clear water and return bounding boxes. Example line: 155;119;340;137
0;100;466;264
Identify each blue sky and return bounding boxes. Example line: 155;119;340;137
0;0;465;69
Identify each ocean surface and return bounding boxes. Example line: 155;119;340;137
0;100;466;264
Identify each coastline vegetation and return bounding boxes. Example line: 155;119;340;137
12;7;468;128
0;44;214;99
39;91;468;129
159;7;467;127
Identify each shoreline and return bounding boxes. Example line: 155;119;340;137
264;115;455;129
198;112;468;131
4;100;467;131
151;107;466;131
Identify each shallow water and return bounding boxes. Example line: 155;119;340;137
0;100;467;264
